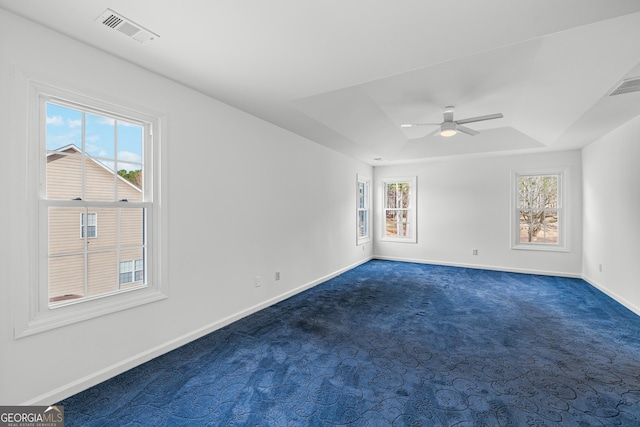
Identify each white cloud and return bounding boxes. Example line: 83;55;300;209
97;117;115;126
67;119;82;129
46;115;64;126
118;150;142;163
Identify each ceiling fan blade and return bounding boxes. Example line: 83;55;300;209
456;125;479;136
456;113;503;125
400;122;440;128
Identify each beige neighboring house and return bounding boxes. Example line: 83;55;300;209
47;145;145;303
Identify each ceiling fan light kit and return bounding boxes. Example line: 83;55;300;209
440;121;457;137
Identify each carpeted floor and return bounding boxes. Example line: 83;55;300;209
59;260;640;426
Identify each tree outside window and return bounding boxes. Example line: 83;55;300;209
517;174;560;244
382;177;416;243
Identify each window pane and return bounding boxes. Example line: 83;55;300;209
86;209;116;250
542;211;559;244
88;251;118;296
400;183;410;209
46;103;81;151
386;184;397;208
49;254;85;302
116;164;143;202
358;211;368;238
385;210;397;236
519;210;532;243
49;207;85;255
117;121;143;164
85;113;115;160
399;210;409;236
120;208;145;248
358;182;366;209
528;210;547;243
121;248;145;288
46;152;83;200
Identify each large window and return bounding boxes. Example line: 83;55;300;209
15;77;166;338
513;172;565;250
44;99;149;305
356;174;370;245
382;177;417;243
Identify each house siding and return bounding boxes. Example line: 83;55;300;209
47;150;144;300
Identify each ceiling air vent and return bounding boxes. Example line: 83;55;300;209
610;77;640;96
95;9;159;44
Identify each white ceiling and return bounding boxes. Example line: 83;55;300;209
3;0;640;164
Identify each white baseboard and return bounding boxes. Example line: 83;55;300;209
372;255;582;278
30;256;639;405
582;274;640;317
24;256;373;406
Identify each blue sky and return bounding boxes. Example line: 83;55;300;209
46;102;143;172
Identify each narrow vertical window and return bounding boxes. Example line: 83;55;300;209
357;174;371;245
381;177;417;243
80;212;97;238
512;172;565;250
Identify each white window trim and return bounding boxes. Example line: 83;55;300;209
356;174;371;245
510;169;568;252
381;176;417;243
13;71;168;339
119;259;144;285
80;212;98;239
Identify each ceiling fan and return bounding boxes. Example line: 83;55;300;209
401;106;503;137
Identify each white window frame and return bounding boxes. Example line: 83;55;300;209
14;75;167;339
119;259;144;285
80;212;97;239
356;174;371;245
511;169;568;252
381;176;417;243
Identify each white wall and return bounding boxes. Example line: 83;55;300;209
0;9;371;405
373;150;583;276
582;115;640;315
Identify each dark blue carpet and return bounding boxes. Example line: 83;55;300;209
59;260;640;426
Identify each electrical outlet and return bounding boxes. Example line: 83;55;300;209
255;276;261;287
472;249;478;255
275;271;280;281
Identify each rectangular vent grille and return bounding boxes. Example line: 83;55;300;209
102;14;123;29
95;9;159;44
610;77;640;96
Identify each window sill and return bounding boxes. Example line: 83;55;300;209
15;286;167;339
381;237;417;244
511;244;569;253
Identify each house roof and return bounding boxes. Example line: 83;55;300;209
47;144;142;193
4;1;640;164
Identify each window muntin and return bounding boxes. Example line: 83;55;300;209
44;99;148;306
381;177;416;243
357;175;371;245
513;173;564;250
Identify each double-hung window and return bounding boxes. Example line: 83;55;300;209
44;99;150;304
15;78;166;338
80;212;97;238
512;172;565;250
357;174;371;245
381;177;417;243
